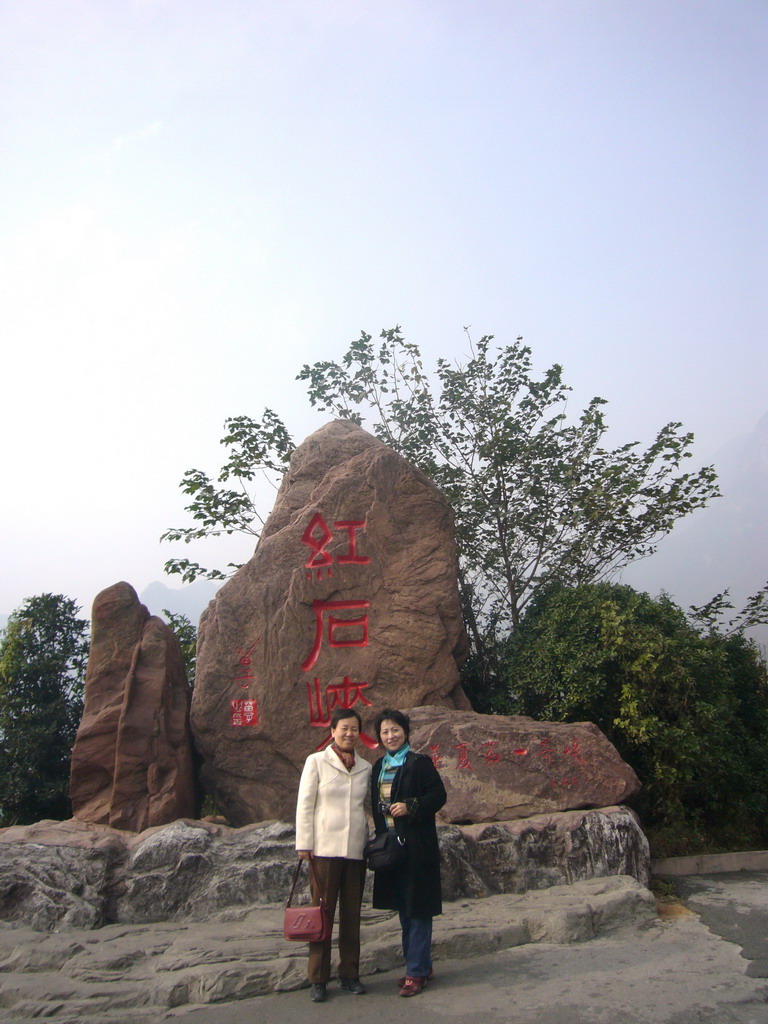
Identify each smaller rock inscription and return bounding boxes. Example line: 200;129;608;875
407;706;641;823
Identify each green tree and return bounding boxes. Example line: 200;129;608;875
162;610;197;687
161;328;719;680
161;409;294;583
0;594;90;826
500;582;768;854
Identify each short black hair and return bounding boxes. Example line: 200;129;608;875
331;706;362;729
373;708;410;743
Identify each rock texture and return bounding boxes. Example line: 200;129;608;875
407;705;640;822
439;806;651;898
0;807;648;931
0;876;655;1021
69;583;196;832
192;420;470;825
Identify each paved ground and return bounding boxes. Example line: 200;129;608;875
3;872;768;1023
674;873;768;980
173;873;768;1024
0;876;652;1022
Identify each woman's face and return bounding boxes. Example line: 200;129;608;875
331;714;360;751
379;719;407;753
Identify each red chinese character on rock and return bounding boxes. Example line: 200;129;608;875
333;521;370;565
301;514;370;580
563;739;586;765
230;699;258;727
306;676;378;750
233;640;259;688
429;744;444;770
301;599;370;671
539;738;554;764
454;743;472;770
307;675;372;724
301;513;335;575
482;739;501;764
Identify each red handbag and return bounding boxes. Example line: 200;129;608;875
283;858;332;943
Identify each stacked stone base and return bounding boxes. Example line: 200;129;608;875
0;806;648;932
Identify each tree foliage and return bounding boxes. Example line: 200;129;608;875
162;328;720;668
161;409;294;583
500;582;768;854
163;609;197;687
299;330;719;638
0;594;90;826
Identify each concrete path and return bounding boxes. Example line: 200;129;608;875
2;872;768;1023
179;876;768;1024
182;920;768;1024
673;872;768;980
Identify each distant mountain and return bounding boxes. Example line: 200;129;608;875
140;579;221;627
622;410;768;646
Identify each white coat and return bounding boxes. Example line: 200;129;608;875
295;747;371;859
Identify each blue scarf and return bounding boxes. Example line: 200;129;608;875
382;742;411;771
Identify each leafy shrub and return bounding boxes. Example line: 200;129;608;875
497;583;768;853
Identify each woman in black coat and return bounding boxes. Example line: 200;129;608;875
370;708;447;997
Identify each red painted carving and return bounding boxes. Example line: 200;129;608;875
301;513;334;569
563;739;586;765
333;520;371;565
512;747;528;757
297;513;374;743
306;567;333;581
454;742;472;770
307;675;377;750
233;641;259;688
429;743;444;770
301;514;370;580
301;599;370;671
539;738;554;764
482;739;501;764
231;699;258;727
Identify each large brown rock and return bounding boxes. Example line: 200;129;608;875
70;582;196;831
192;420;470;825
407;705;641;823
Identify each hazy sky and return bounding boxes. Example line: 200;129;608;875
2;0;766;621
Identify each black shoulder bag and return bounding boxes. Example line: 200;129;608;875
364;758;409;872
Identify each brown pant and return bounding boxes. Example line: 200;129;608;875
308;856;366;983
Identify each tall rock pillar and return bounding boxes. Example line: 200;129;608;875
70;582;197;831
192;420;470;824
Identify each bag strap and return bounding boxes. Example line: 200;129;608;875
286;857;325;909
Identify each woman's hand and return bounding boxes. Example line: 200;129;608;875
297;850;313;861
389;802;408;818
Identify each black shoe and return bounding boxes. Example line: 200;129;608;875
338;977;367;995
310;983;328;1002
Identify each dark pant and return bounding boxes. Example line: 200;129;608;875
392;858;434;978
399;912;433;978
308;856;366;983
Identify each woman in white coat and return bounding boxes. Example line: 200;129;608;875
295;707;372;1003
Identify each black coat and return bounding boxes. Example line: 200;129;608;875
370;751;447;918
